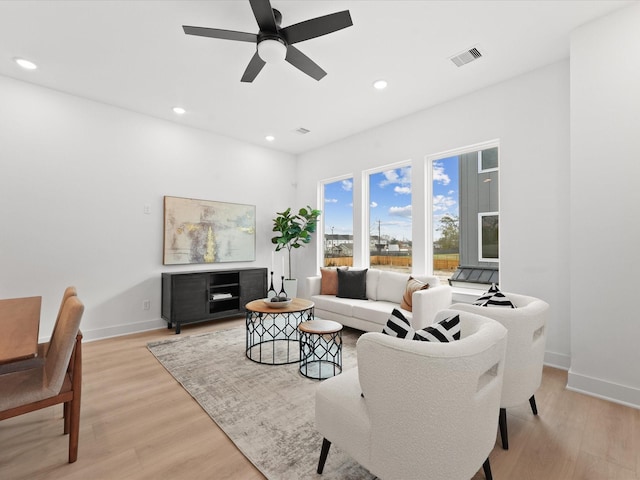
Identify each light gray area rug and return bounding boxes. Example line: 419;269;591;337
147;326;376;480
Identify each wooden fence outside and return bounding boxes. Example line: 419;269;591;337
325;254;459;271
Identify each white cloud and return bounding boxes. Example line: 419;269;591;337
389;205;412;217
341;179;353;191
394;186;411;195
433;161;451;186
370;201;378;208
378;166;412;189
325;198;338;203
433;194;457;213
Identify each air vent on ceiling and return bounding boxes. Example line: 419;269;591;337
449;46;483;67
295;127;311;135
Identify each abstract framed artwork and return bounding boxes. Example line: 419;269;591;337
163;196;256;265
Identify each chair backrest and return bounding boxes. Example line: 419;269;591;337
45;286;77;357
450;293;550;408
44;295;84;395
356;310;507;480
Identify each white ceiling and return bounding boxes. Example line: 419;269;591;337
0;0;634;155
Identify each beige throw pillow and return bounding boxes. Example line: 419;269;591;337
320;267;347;295
400;276;429;311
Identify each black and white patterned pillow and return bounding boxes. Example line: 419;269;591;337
473;283;516;308
383;309;460;342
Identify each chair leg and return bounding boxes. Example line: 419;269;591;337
529;394;538;415
63;401;70;434
483;457;493;480
499;408;509;450
317;438;331;474
68;337;82;463
68;394;81;463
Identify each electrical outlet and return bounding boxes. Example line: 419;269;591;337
143;204;151;215
143;299;150;310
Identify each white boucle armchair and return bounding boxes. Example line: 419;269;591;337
450;292;549;450
315;310;507;480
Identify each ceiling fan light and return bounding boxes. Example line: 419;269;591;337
258;39;287;64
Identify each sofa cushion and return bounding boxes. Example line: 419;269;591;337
320;267;347;295
376;271;410;303
473;283;516;308
383;308;460;342
310;295;356;317
366;269;381;300
337;269;368;300
352;301;409;328
400;277;429;311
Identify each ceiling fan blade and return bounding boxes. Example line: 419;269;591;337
241;51;266;82
249;0;277;32
285;45;327;81
281;10;352;45
183;26;257;43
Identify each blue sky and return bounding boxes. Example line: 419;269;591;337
432;156;459;240
322;159;459;241
323;178;354;237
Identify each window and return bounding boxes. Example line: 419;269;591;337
321;177;353;267
368;165;412;273
430;143;499;286
478;147;498;172
479;212;499;261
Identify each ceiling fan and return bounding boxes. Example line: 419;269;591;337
183;0;353;82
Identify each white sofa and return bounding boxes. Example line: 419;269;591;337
306;269;452;332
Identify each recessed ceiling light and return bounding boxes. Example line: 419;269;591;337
265;135;275;142
373;80;387;90
172;107;186;115
14;57;37;70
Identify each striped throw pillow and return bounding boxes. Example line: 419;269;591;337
383;309;460;342
473;284;516;308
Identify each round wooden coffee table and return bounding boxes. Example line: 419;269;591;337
245;298;314;365
298;319;343;380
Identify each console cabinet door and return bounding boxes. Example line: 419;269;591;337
172;274;207;322
239;269;267;307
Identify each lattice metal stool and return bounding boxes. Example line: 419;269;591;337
298;319;343;380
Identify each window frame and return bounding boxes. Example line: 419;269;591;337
318;174;355;269
425;139;500;279
363;160;413;270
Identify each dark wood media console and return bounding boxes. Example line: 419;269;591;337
161;268;267;334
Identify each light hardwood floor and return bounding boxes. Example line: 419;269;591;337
1;317;638;480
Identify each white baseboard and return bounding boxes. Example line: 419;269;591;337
82;318;167;342
567;370;640;410
544;351;571;370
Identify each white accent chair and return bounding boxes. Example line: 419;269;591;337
450;292;549;450
315;310;507;480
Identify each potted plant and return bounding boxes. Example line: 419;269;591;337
272;206;321;298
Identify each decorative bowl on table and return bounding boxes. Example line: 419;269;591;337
264;297;292;308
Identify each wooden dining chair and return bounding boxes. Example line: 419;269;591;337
0;295;84;463
0;286;77;376
40;286;77;358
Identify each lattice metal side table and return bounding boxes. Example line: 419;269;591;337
245;298;314;365
298;319;343;380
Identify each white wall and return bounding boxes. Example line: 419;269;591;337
295;61;572;369
568;3;640;407
0;75;295;341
